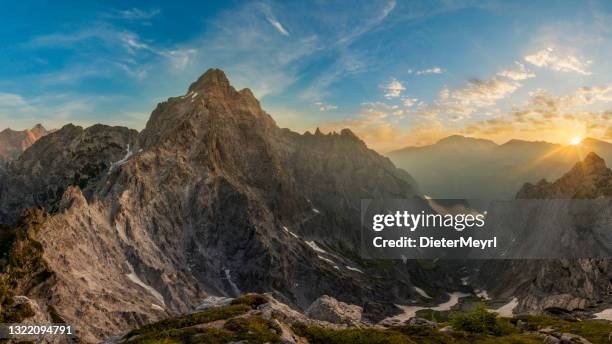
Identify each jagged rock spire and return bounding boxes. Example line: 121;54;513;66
188;68;232;94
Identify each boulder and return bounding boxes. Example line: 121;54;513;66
305;295;363;326
406;317;436;328
195;296;234;311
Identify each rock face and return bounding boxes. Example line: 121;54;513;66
0;124;138;223
0;69;430;342
477;153;612;314
517;152;612;199
305;295;363;326
0;124;47;167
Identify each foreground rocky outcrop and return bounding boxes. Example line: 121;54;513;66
0;69;435;342
114;293;610;344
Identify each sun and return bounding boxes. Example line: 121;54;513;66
570;136;583;145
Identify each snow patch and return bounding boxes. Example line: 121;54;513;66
223;268;241;296
306;241;327;254
414;287;432;299
382;292;469;325
476;290;490;300
435;292;470;311
345;266;364;274
594;308;612;321
491;297;518;317
125;262;165;306
108;144;141;174
317;255;335;265
151;303;165;311
312;208;320;214
282;226;299;238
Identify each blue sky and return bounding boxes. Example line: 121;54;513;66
1;0;612;151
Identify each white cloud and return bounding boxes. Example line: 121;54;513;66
402;98;418;107
438;87;450;101
416;67;444;75
381;79;405;98
451;77;520;109
528;85;612;110
497;62;535;80
414;77;520;121
524;47;592;75
314;102;338;111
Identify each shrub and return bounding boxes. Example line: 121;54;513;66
293;324;415;344
450;304;513;336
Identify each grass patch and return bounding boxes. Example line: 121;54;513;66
125;327;236;344
124;295;274;342
230;294;268;308
293;324;415;344
223;315;281;343
515;314;612;344
125;304;252;339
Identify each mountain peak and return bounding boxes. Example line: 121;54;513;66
517;152;611;199
188;68;231;93
575;152;607;174
436;135;497;146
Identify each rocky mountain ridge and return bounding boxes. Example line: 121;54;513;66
0;124;48;168
0;69;434;342
477;153;612;314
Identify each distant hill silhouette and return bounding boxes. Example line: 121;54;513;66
389;135;612;199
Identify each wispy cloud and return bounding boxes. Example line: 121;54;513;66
116;8;161;21
338;0;396;45
102;7;161;25
314;102;338;111
0;93;27;107
524;47;592;75
259;3;289;36
402;97;418;107
497;62;535;80
381;78;405;98
452;78;520;109
415;76;520;120
415;67;444;75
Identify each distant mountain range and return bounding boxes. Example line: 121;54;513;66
0;124;48;167
388;135;612;199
